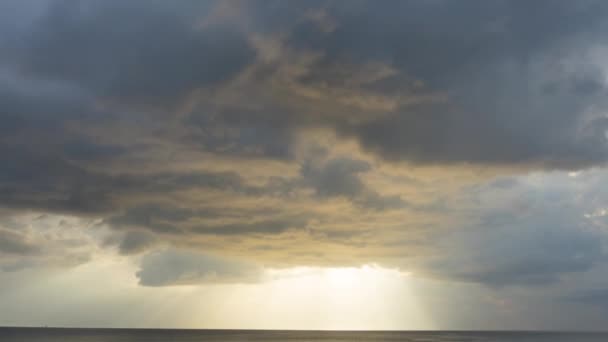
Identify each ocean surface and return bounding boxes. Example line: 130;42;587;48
0;329;607;342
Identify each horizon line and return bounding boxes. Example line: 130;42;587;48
1;326;607;333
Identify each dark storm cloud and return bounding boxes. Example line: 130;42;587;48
0;146;125;214
0;141;264;216
2;0;607;218
0;67;134;214
188;0;608;169
8;0;254;109
0;73;96;135
62;139;127;161
136;249;261;286
347;65;608;168
284;1;608;80
2;0;608;293
299;0;608;168
1;0;607;180
185;107;295;160
225;0;608;168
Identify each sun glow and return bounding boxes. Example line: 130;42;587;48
229;265;435;330
2;248;435;330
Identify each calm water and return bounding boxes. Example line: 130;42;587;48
0;329;606;342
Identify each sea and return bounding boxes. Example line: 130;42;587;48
0;329;607;342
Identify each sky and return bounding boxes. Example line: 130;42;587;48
2;0;608;330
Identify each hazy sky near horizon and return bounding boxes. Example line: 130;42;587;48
3;0;608;330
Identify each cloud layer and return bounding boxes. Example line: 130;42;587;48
2;2;608;330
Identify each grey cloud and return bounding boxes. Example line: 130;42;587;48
1;0;606;225
567;289;608;311
2;0;608;329
10;0;254;108
429;229;603;287
487;177;519;190
301;157;406;210
424;177;607;287
247;0;608;169
2;0;608;292
0;229;39;256
62;139;127;161
109;203;309;236
0;142;263;216
0;73;131;214
285;0;608;83
101;157;400;237
354;192;404;211
118;230;157;255
191;217;309;235
109;205;284;235
107;205;196;234
346;62;608;169
185;107;295;160
0;73;97;136
1;143;248;219
2;0;608;196
143;171;256;194
301;158;371;198
0;147;124;214
136;249;262;286
0;214;97;272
